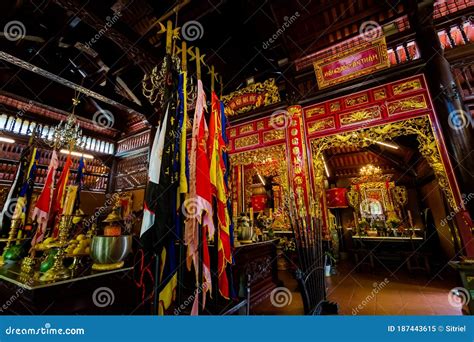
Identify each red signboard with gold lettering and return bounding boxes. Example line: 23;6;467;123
222;78;280;116
313;37;389;89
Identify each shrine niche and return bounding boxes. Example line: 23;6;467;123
308;115;463;252
310;116;457;213
229;145;291;235
349;168;395;222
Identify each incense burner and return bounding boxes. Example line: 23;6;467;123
90;235;132;270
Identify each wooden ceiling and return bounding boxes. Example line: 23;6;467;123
0;0;456;135
324;134;427;183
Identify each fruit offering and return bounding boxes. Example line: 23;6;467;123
65;234;92;255
34;237;59;250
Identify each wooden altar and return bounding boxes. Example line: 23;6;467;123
232;239;281;309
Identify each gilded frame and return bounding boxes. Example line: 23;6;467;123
310;116;457;210
229;144;290;213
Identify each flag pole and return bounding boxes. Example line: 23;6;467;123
152;251;160;315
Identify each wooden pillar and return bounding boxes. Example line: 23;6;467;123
408;0;474;257
285;105;312;217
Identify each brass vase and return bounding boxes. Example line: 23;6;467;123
39;216;73;282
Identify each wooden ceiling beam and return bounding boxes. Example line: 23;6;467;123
290;3;406;53
0;51;147;120
53;0;159;71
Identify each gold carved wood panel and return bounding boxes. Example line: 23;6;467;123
310;116;457;211
305;105;326;118
387;94;428;116
234;134;259;150
339;106;381;127
308;117;335;134
392;79;422;95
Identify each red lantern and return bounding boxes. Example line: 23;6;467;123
326;188;348;208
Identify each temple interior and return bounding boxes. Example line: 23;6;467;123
0;0;473;316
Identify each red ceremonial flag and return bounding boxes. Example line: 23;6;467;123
185;79;214;315
50;154;72;238
31;151;59;246
209;92;231;298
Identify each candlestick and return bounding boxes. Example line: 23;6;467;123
269;208;273;219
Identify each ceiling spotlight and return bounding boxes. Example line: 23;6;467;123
364;138;399;149
60;149;94;159
0;137;15;144
374;140;399;149
322;155;330;178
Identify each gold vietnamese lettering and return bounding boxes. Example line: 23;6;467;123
323;53;379;77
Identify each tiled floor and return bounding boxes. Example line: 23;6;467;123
326;262;462;315
253;261;463;315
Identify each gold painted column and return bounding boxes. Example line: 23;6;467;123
285;105;313;218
